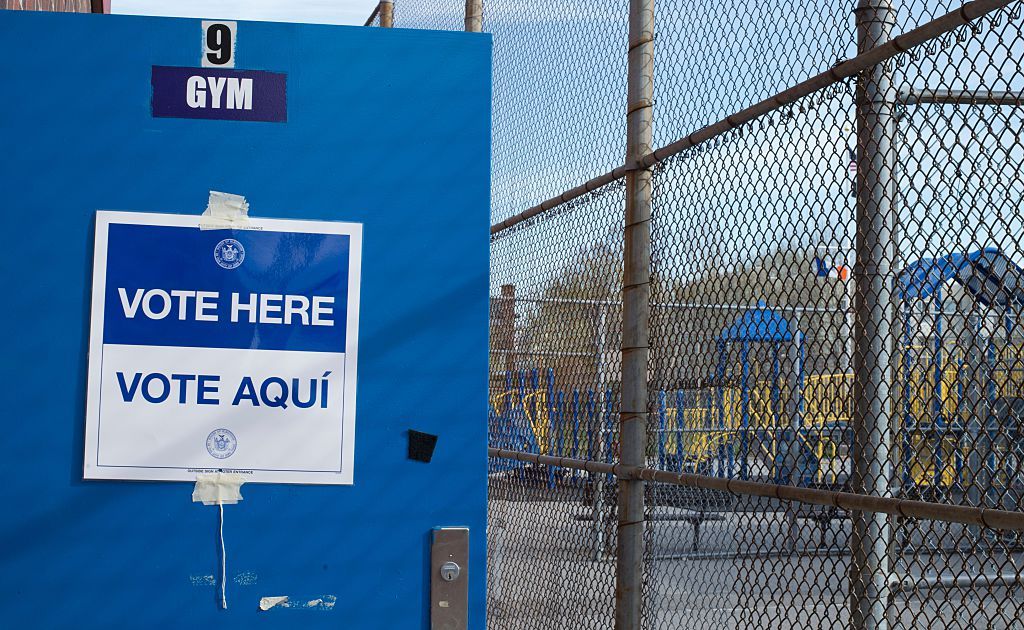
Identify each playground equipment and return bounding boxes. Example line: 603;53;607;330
665;302;819;485
489;248;1024;507
488;368;615;484
896;247;1024;504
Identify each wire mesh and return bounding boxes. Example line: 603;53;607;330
645;489;1024;628
395;0;1024;626
488;180;625;629
652;0;853;149
392;0;627;225
647;2;1024;628
487;0;627;225
394;0;464;31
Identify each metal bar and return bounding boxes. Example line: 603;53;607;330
497;284;516;374
850;2;896;628
783;313;804;550
489;0;1015;236
587;390;604;560
363;2;381;26
464;0;482;32
591;301;609;561
380;0;393;28
488;447;1024;531
657;548;851;562
902;88;1024;106
492;295;845;313
547;369;555;488
489;349;596;358
616;0;654;624
890;572;1024;591
656;546;1020;562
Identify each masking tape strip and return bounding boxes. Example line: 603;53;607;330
199;190;251;230
192;472;246;505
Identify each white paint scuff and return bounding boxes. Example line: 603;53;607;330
259;596;289;611
258;595;337;611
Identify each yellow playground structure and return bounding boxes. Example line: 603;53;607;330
490;341;1024;491
490;249;1024;497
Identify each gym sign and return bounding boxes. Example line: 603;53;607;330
151;66;287;122
150;22;287;123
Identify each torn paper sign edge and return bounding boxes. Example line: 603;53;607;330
259;595;336;611
192;472;246;505
260;596;289;611
200;190;251;231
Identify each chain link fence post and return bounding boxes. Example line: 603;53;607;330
851;0;896;628
464;0;482;32
380;1;394;28
618;0;655;627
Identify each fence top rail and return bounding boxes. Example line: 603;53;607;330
489;0;1015;236
488;447;1024;531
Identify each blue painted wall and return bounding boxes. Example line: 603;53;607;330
0;10;490;628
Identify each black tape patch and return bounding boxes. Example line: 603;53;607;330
408;430;438;463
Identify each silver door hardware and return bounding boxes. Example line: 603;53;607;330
440;561;460;582
431;527;469;629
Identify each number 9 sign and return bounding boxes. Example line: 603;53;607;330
202;21;236;68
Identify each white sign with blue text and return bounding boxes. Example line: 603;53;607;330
84;212;362;484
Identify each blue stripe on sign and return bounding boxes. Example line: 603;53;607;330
102;223;349;353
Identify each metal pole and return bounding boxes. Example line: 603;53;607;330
464;0;482;32
593;303;608;560
891;572;1024;591
851;1;895;628
966;312;984;505
846;272;856;376
499;285;516;375
617;0;654;624
784;312;803;551
902;88;1024;106
379;0;394;28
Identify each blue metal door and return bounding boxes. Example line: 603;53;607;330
0;10;491;628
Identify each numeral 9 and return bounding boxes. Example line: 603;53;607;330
206;24;232;66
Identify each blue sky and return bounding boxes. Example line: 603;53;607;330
479;0;1024;296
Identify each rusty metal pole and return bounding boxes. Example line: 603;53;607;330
617;0;654;626
379;1;394;28
851;1;895;628
464;0;482;32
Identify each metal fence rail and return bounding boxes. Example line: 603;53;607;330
369;0;1024;628
489;448;1024;530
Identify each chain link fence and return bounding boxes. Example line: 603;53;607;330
369;0;1024;627
487;180;625;628
0;0;91;11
